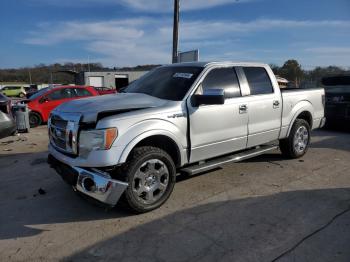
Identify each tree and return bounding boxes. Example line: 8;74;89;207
280;59;304;87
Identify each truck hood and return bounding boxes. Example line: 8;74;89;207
54;93;167;123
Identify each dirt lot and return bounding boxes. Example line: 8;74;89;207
0;126;349;262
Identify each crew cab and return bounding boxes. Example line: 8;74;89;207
25;85;99;127
48;62;326;213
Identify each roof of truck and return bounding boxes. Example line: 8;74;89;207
167;61;269;68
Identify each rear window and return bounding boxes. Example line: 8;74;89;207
243;67;274;95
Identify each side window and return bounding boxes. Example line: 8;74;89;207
47;88;73;100
201;68;241;98
243;67;274;95
75;88;92;97
47;90;63;100
61;88;74;99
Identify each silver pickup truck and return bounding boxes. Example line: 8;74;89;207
48;62;326;213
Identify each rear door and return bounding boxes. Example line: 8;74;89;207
187;67;249;163
239;66;282;147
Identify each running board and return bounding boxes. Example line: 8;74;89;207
181;145;278;175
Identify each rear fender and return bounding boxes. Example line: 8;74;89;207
285;101;313;137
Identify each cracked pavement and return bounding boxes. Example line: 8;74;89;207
0;126;349;262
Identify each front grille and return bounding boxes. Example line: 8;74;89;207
49;113;81;155
51;115;68;129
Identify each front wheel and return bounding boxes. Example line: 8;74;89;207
122;146;176;213
280;119;310;159
29;112;42;128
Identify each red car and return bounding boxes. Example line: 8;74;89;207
26;86;99;127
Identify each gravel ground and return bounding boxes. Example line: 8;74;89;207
0;126;349;262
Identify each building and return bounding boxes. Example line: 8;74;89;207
75;71;148;91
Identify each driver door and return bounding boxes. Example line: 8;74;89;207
187;67;249;163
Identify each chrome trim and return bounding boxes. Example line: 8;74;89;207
49;112;81;155
182;145;278;175
74;167;128;206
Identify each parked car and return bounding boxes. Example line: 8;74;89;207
0;93;16;139
322;75;350;127
25;86;39;99
48;62;326;213
94;87;117;95
24;85;99;127
1;86;26;98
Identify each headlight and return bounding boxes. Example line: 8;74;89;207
79;128;118;154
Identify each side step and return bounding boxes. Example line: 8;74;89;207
181;144;279;175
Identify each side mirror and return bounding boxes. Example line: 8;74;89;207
39;96;49;104
192;89;225;107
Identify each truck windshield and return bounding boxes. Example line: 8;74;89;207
122;66;203;101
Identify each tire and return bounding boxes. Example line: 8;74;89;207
29;112;42;128
19;93;25;98
280;119;310;159
121;146;176;213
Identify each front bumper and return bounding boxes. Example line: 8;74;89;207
48;154;128;207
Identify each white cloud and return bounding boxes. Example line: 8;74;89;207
29;0;256;11
120;0;255;12
24;18;350;66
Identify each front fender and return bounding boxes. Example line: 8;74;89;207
118;129;187;166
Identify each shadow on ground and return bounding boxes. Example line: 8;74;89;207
64;188;350;262
310;129;350;152
0;152;133;240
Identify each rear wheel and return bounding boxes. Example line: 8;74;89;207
280;119;310;158
29;112;42;128
19;93;25;98
122;146;176;213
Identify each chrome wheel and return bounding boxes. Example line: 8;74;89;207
293;126;309;154
132;159;169;205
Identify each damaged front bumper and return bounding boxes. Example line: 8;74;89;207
48;154;128;207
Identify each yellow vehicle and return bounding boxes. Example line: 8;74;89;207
1;86;26;98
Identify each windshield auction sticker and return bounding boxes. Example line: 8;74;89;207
173;73;193;79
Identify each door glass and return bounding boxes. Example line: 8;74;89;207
48;88;73;100
243;67;274;95
61;88;74;99
75;88;92;97
48;90;62;100
201;68;241;98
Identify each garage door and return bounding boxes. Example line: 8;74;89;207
88;76;103;87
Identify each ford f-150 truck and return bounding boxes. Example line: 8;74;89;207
48;62;326;213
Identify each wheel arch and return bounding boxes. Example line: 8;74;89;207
119;131;185;168
29;110;43;121
286;101;314;137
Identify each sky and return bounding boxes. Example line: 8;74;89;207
0;0;349;69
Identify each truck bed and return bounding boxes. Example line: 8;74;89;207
280;87;325;138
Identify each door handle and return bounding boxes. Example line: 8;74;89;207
239;104;248;113
273;100;280;108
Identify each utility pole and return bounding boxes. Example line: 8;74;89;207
88;55;91;72
28;69;32;85
172;0;179;63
